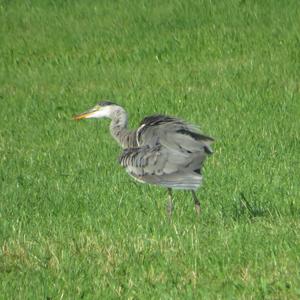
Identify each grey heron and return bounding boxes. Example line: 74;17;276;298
73;101;214;215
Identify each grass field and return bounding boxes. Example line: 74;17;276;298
1;0;300;298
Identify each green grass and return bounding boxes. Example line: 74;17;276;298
1;0;300;298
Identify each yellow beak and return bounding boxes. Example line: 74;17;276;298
73;109;96;121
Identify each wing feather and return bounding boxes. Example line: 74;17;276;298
119;114;214;189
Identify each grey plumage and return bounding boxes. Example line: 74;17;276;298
73;102;214;215
119;114;213;191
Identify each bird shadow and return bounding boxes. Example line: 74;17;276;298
231;192;270;221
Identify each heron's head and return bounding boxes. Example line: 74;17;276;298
73;101;121;120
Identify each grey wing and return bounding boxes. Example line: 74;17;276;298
120;115;214;190
119;144;189;176
137;115;214;159
119;144;205;190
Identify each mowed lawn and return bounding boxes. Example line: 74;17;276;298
1;0;300;298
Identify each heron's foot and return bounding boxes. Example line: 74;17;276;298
166;200;174;216
191;190;201;215
166;188;174;217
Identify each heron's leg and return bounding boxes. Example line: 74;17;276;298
191;190;200;214
166;188;174;216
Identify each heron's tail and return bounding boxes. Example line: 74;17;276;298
143;171;202;190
